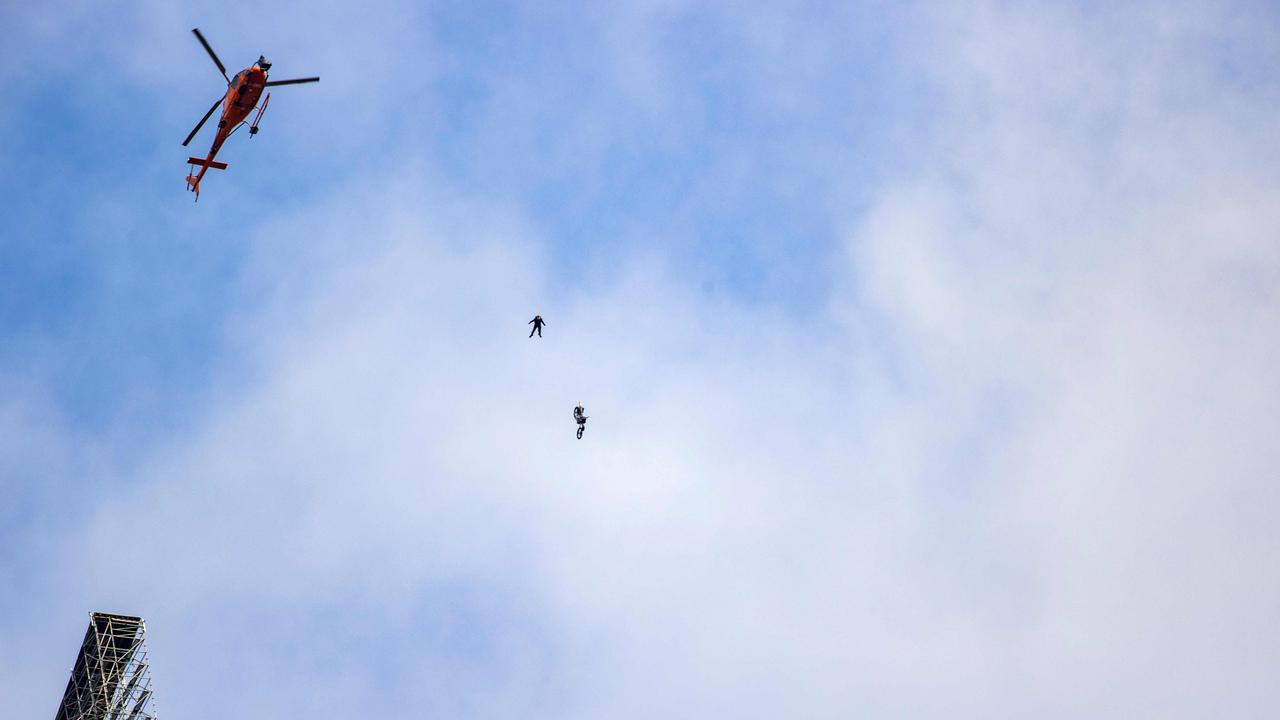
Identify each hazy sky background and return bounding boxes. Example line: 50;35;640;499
2;1;1279;718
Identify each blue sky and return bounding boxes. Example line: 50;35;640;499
1;2;917;435
3;2;1280;718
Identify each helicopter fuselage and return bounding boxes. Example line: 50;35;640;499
217;66;268;145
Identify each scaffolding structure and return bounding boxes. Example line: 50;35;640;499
53;612;156;720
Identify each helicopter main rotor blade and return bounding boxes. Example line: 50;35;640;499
192;28;230;84
263;77;320;87
182;97;223;147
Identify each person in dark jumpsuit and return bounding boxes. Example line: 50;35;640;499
528;315;546;338
574;403;588;439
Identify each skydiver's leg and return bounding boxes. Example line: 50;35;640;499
529;327;536;337
537;326;542;337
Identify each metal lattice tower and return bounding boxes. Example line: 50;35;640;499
53;612;156;720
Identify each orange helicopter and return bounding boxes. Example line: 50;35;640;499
182;28;318;199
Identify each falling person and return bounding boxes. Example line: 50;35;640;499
574;403;588;439
528;314;546;338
